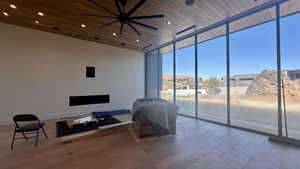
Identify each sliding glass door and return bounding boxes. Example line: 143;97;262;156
175;37;196;117
230;8;278;134
197;26;227;123
280;11;300;139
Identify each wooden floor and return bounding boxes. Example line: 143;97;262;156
1;116;300;169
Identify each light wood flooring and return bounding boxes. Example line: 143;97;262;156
1;116;300;169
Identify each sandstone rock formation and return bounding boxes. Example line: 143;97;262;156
246;69;300;103
245;70;278;96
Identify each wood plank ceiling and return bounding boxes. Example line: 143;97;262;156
0;0;299;52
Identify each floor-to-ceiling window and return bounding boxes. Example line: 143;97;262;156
229;8;278;134
197;26;227;123
281;11;300;139
160;45;174;102
175;37;196;117
145;0;300;141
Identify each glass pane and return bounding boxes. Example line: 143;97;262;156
197;26;227;124
145;49;159;98
160;45;174;102
230;8;277;134
175;37;196;117
281;11;300;139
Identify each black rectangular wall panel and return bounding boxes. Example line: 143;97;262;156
86;66;95;78
69;95;109;106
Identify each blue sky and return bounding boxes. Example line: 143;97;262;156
162;13;300;79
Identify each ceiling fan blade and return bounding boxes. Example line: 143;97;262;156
114;0;123;14
119;23;124;35
80;14;116;19
98;20;119;29
129;20;158;30
128;23;141;36
88;0;118;16
127;0;147;16
130;15;164;20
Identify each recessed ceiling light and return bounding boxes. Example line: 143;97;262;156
38;12;44;16
2;12;9;16
9;4;17;9
112;33;117;36
81;24;86;28
35;20;39;24
136;39;140;43
166;21;172;25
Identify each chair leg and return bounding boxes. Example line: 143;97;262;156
21;132;28;141
35;129;40;147
41;127;48;139
10;129;16;150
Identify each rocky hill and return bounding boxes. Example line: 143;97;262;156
245;70;278;96
245;69;300;102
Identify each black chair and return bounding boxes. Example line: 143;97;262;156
11;114;48;149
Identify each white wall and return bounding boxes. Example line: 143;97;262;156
0;23;144;125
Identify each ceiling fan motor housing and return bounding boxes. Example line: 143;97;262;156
119;13;129;23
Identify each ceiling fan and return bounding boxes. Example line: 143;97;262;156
81;0;164;36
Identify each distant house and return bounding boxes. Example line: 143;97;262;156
222;74;258;87
221;69;300;88
287;69;300;80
